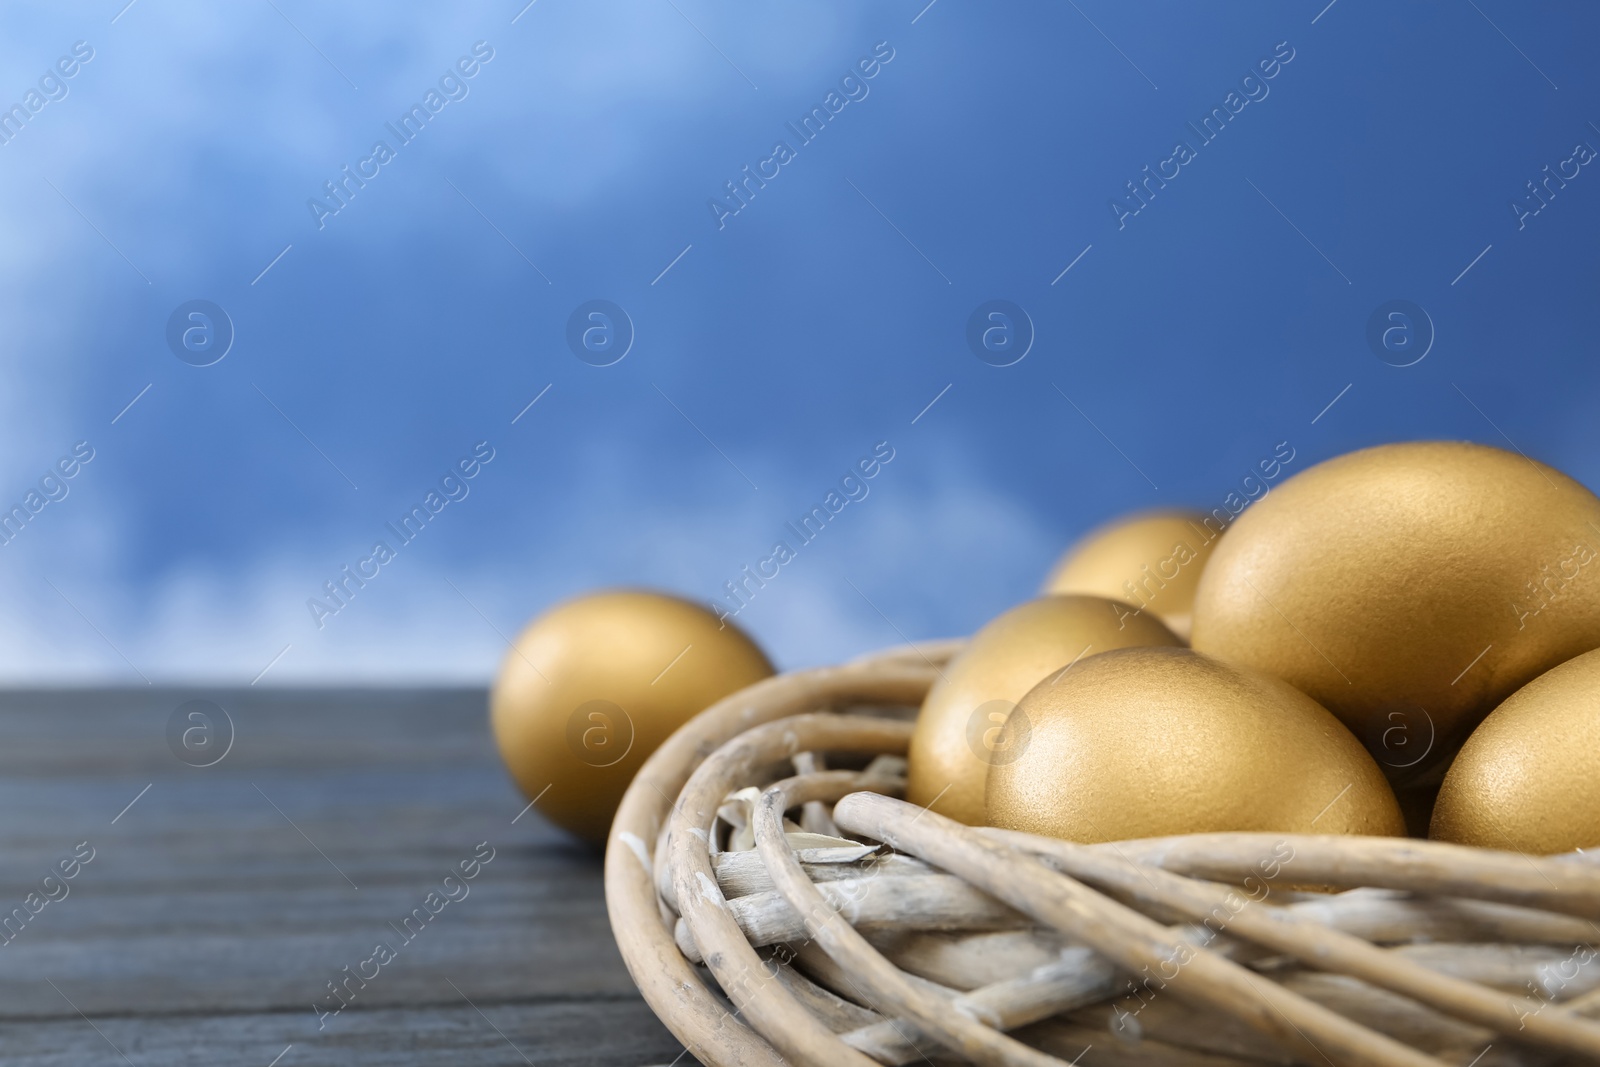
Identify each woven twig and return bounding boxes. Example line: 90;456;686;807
703;854;1598;953
605;644;1600;1067
832;791;1447;1067
604;658;940;1067
978;825;1600;1058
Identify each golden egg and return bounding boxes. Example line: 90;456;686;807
1431;646;1600;853
1191;441;1600;778
1043;510;1218;639
906;595;1181;825
985;646;1404;842
490;590;773;842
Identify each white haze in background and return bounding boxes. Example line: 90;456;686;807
0;3;1069;683
0;453;1055;682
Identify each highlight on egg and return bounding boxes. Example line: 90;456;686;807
1190;440;1600;779
985;646;1405;842
1431;645;1600;854
490;589;774;842
906;595;1181;825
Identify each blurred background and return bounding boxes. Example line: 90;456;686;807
1;0;1595;683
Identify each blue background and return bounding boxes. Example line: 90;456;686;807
0;0;1595;682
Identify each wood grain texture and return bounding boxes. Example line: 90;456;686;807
0;687;691;1066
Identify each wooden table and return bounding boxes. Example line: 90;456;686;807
0;688;692;1066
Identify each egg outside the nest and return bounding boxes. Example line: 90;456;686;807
489;590;774;843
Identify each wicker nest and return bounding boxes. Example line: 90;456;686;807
604;642;1600;1067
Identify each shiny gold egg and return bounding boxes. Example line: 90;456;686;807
986;646;1404;842
1043;510;1218;640
906;595;1181;825
490;590;773;842
1191;441;1600;777
1431;646;1600;853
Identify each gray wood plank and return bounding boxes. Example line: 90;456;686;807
0;688;694;1066
3;1000;693;1066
